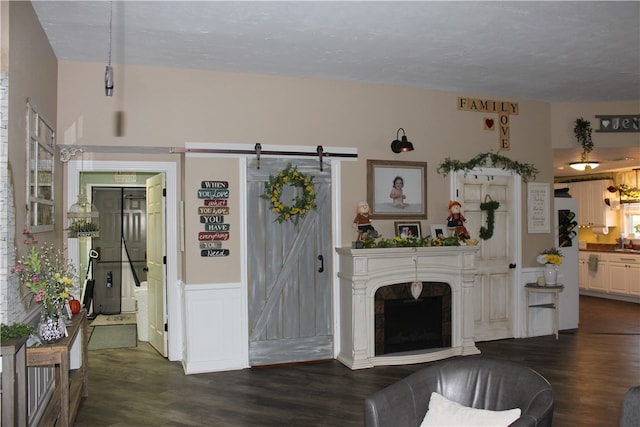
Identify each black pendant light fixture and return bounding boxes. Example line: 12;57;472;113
391;128;414;153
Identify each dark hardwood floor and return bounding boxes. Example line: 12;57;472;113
74;296;639;426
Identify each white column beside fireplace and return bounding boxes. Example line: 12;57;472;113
336;246;481;369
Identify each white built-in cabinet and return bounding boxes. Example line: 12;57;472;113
579;251;640;300
578;255;588;291
608;254;640;296
564;180;616;227
579;252;608;292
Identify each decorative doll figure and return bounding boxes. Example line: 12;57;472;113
352;201;377;239
389;176;408;208
446;200;470;240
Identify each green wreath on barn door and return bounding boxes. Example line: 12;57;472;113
479;195;500;240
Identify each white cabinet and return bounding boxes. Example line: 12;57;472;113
585;255;608;292
578;253;589;291
568;180;616;227
578;251;608;292
579;251;640;300
607;254;640;296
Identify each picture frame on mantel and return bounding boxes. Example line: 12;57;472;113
367;160;428;219
430;224;448;239
394;222;422;238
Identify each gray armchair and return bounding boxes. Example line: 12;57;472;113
620;386;640;427
364;357;554;427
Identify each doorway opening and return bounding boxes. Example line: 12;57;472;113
90;187;147;315
69;161;177;360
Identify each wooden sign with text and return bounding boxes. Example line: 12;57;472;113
596;115;639;133
457;97;519;150
198;231;230;241
198;189;229;199
197;181;231;257
200;241;223;249
198;206;230;215
201;249;230;257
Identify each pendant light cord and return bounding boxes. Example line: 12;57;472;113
108;1;113;67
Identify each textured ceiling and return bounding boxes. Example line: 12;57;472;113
31;1;640;103
30;1;640;176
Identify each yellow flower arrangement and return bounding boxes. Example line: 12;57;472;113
537;247;564;266
261;163;317;225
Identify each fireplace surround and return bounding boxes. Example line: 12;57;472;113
336;246;480;369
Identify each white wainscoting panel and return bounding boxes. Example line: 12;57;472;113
182;283;248;374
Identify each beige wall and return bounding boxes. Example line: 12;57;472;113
4;0;58;322
8;1;59;246
550;101;640;149
56;60;560;283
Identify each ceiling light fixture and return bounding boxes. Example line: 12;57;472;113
105;1;114;96
390;128;414;153
569;161;600;172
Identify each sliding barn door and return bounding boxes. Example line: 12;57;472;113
247;159;333;366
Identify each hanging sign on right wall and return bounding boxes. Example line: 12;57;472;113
595;115;639;133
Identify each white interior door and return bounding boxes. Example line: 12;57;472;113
455;172;517;341
146;173;167;356
120;188;147;313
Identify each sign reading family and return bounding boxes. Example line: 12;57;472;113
197;180;230;257
595;115;639;133
457;97;520;150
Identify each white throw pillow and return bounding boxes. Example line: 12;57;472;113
420;392;521;427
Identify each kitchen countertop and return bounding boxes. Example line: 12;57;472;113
580;245;640;255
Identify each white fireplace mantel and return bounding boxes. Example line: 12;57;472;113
336;246;481;369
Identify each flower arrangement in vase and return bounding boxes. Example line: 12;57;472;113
537;247;563;285
11;230;76;343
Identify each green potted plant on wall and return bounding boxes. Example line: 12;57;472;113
574;117;594;164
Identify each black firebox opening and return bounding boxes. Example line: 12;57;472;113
383;296;443;354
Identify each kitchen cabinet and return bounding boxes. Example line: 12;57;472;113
585;254;608;292
578;253;589;291
565;180;616;228
579;251;640;301
608;254;640;296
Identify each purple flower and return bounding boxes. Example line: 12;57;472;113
34;290;45;302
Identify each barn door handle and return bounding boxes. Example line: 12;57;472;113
318;255;324;273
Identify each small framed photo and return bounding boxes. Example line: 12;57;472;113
367;160;427;219
430;224;448;239
395;222;422;239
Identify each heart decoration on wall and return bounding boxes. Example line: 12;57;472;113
484;118;495;130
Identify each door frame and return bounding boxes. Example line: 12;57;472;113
449;168;524;338
66;160;181;361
